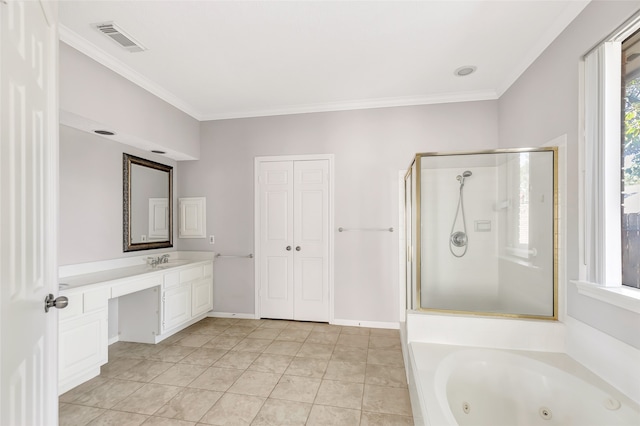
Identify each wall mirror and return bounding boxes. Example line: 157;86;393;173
123;153;173;252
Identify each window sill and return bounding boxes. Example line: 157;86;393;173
572;280;640;314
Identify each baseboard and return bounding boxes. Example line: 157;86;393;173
207;311;256;320
332;319;399;329
108;335;119;345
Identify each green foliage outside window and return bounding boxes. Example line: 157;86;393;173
624;78;640;185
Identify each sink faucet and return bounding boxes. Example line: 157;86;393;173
147;254;170;267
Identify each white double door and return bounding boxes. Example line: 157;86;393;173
257;159;330;322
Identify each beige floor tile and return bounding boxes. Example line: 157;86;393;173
314;380;364;410
274;329;310;342
368;336;401;350
60;376;109;403
285;322;315;331
331;346;368;363
369;329;400;338
221;326;254;337
366;348;404;367
141;417;196;426
188;367;244;392
153;388;223;422
248;353;293;374
336;334;369;348
214;351;260;370
250;398;311;426
306;405;361;426
295;343;333;360
152;364;208;387
99;357;144;378
227;371;281;397
116;361;174;382
365;364;407;388
59;403;104;426
128;343;166;359
269;375;320;403
176;334;214;348
323;361;366;383
230;338;272;353
87;409;148;426
148;346;197;363
73;379;144;409
360;411;414;425
203;336;244;350
284;357;328;378
246;328;282;340
362;385;412;416
259;320;290;329
305;331;339;345
262;341;302;356
113;383;182;415
199;393;265;425
340;326;371;336
108;342;140;358
179;348;228;366
311;324;341;334
158;332;191;346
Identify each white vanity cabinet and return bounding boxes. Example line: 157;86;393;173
58;287;109;394
161;262;213;333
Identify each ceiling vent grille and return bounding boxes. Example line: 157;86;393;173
93;22;146;53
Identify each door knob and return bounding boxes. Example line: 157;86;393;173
296;246;301;251
44;294;69;313
286;246;291;251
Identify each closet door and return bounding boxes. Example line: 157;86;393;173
293;160;329;321
258;161;295;319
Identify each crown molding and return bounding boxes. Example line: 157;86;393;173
199;90;499;121
496;0;590;97
59;24;203;120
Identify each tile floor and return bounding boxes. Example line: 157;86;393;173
59;317;414;425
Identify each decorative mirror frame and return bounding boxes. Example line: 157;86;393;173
123;153;173;252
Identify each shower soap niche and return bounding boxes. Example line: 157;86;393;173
474;220;492;232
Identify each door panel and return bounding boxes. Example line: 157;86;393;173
259;162;294;319
1;1;58;424
293;160;329;322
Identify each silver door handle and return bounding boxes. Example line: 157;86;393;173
44;294;68;312
286;246;291;251
296;246;301;251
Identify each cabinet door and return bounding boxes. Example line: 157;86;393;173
163;285;191;332
192;278;213;317
59;310;108;390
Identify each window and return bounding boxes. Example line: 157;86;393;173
582;15;640;292
622;31;640;289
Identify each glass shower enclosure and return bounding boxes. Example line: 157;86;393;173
405;148;557;319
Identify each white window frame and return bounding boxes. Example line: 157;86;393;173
576;15;640;313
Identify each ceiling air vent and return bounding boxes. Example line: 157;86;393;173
93;22;146;53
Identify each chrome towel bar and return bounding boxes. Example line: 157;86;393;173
215;253;254;259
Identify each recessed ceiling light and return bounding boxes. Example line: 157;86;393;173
454;66;477;77
94;130;115;136
151;150;166;154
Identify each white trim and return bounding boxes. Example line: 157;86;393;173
59;25;202;120
573;280;640;314
398;170;407;323
207;312;256;320
108;336;119;345
332;319;399;330
200;91;497;121
253;154;335;323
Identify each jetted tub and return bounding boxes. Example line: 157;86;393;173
408;343;640;426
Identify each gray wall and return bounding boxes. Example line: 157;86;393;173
59;125;177;266
497;0;640;348
178;102;499;321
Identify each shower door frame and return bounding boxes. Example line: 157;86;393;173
405;147;558;321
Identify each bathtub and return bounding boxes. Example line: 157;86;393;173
407;342;640;426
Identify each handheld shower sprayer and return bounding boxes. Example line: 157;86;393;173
450;170;473;257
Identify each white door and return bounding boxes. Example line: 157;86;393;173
0;1;59;424
257;158;330;322
293;160;329;321
258;161;295;319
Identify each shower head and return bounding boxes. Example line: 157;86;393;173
456;170;472;186
462;171;472;178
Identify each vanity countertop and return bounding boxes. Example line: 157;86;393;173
58;252;214;294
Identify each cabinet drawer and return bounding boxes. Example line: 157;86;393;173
111;275;162;298
164;271;180;289
179;266;203;284
59;292;82;321
83;287;109;313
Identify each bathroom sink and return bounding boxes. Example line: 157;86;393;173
148;259;191;269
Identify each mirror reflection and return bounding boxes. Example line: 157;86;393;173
123;153;173;252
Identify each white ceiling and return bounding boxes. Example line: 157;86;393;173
59;1;590;121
